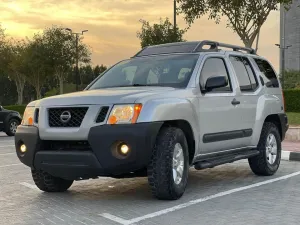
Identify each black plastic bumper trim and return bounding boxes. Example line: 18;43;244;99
15;122;163;180
203;129;253;143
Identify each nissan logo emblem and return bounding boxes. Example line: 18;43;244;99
60;111;72;123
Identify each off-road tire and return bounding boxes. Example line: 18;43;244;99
147;127;189;200
248;122;281;176
5;118;20;136
32;169;74;192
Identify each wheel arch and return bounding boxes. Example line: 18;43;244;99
264;114;283;141
161;120;196;165
4;113;22;131
4;113;22;124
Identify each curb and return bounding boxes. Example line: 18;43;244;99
282;151;300;161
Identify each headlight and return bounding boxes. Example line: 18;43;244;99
107;104;142;124
21;107;35;126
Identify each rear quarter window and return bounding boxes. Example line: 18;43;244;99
252;58;279;88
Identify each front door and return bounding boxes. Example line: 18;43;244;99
196;55;249;155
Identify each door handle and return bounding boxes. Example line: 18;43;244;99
231;98;240;105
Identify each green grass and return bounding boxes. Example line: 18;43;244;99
287;112;300;126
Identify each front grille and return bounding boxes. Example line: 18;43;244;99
96;106;110;123
41;140;91;151
48;107;88;127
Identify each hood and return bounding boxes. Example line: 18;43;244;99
36;86;176;107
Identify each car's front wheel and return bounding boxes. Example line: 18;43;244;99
147;126;189;200
32;169;74;192
5;118;20;136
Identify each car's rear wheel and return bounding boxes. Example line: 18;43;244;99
32;169;74;192
248;122;281;176
5;118;20;136
147;126;189;200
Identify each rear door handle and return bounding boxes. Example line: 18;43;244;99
231;98;240;105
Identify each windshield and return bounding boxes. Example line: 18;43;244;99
87;54;199;89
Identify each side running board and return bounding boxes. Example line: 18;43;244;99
194;150;260;170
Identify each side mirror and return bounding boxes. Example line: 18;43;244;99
204;75;228;92
0;106;3;111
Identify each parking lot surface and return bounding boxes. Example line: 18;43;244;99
1;133;300;225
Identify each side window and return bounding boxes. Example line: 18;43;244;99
229;56;258;92
242;58;259;90
252;58;279;88
200;57;232;92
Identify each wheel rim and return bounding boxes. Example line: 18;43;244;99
10;121;18;134
172;143;185;185
266;133;278;165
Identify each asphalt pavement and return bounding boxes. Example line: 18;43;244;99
1;132;300;225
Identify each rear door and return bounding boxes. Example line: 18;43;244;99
227;54;261;146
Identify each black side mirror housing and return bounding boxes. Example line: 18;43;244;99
204;75;228;92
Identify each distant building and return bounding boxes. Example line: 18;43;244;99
280;1;300;72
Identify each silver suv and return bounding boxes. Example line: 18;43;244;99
15;41;289;200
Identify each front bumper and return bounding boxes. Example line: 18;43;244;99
15;122;162;180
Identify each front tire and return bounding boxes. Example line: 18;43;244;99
248;122;281;176
32;169;74;192
147;127;189;200
5;118;20;136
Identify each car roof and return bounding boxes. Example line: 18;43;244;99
132;40;257;58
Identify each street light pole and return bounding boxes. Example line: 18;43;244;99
65;28;88;91
174;0;177;39
75;33;79;92
174;0;177;30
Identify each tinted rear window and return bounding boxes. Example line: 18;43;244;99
252;58;279;88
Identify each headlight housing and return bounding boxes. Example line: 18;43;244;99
107;104;142;124
21;107;35;126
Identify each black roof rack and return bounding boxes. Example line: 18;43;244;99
133;40;256;57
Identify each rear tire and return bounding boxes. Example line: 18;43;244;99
147;127;189;200
5;118;20;136
32;169;73;192
248;122;281;176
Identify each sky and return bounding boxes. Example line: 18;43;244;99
0;0;281;72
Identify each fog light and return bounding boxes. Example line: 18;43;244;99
20;144;27;153
120;144;129;155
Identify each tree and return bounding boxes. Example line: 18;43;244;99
137;17;187;48
23;33;51;99
177;0;294;48
2;39;28;105
0;24;7;73
42;26;91;94
93;64;107;79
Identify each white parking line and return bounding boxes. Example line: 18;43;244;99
0;153;14;156
0;163;23;168
20;182;40;191
0;145;15;148
100;171;300;225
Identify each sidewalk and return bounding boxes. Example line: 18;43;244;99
282;140;300;161
283;141;300;152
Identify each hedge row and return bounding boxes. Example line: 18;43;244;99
284;89;300;113
3;89;300;114
4;105;26;115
